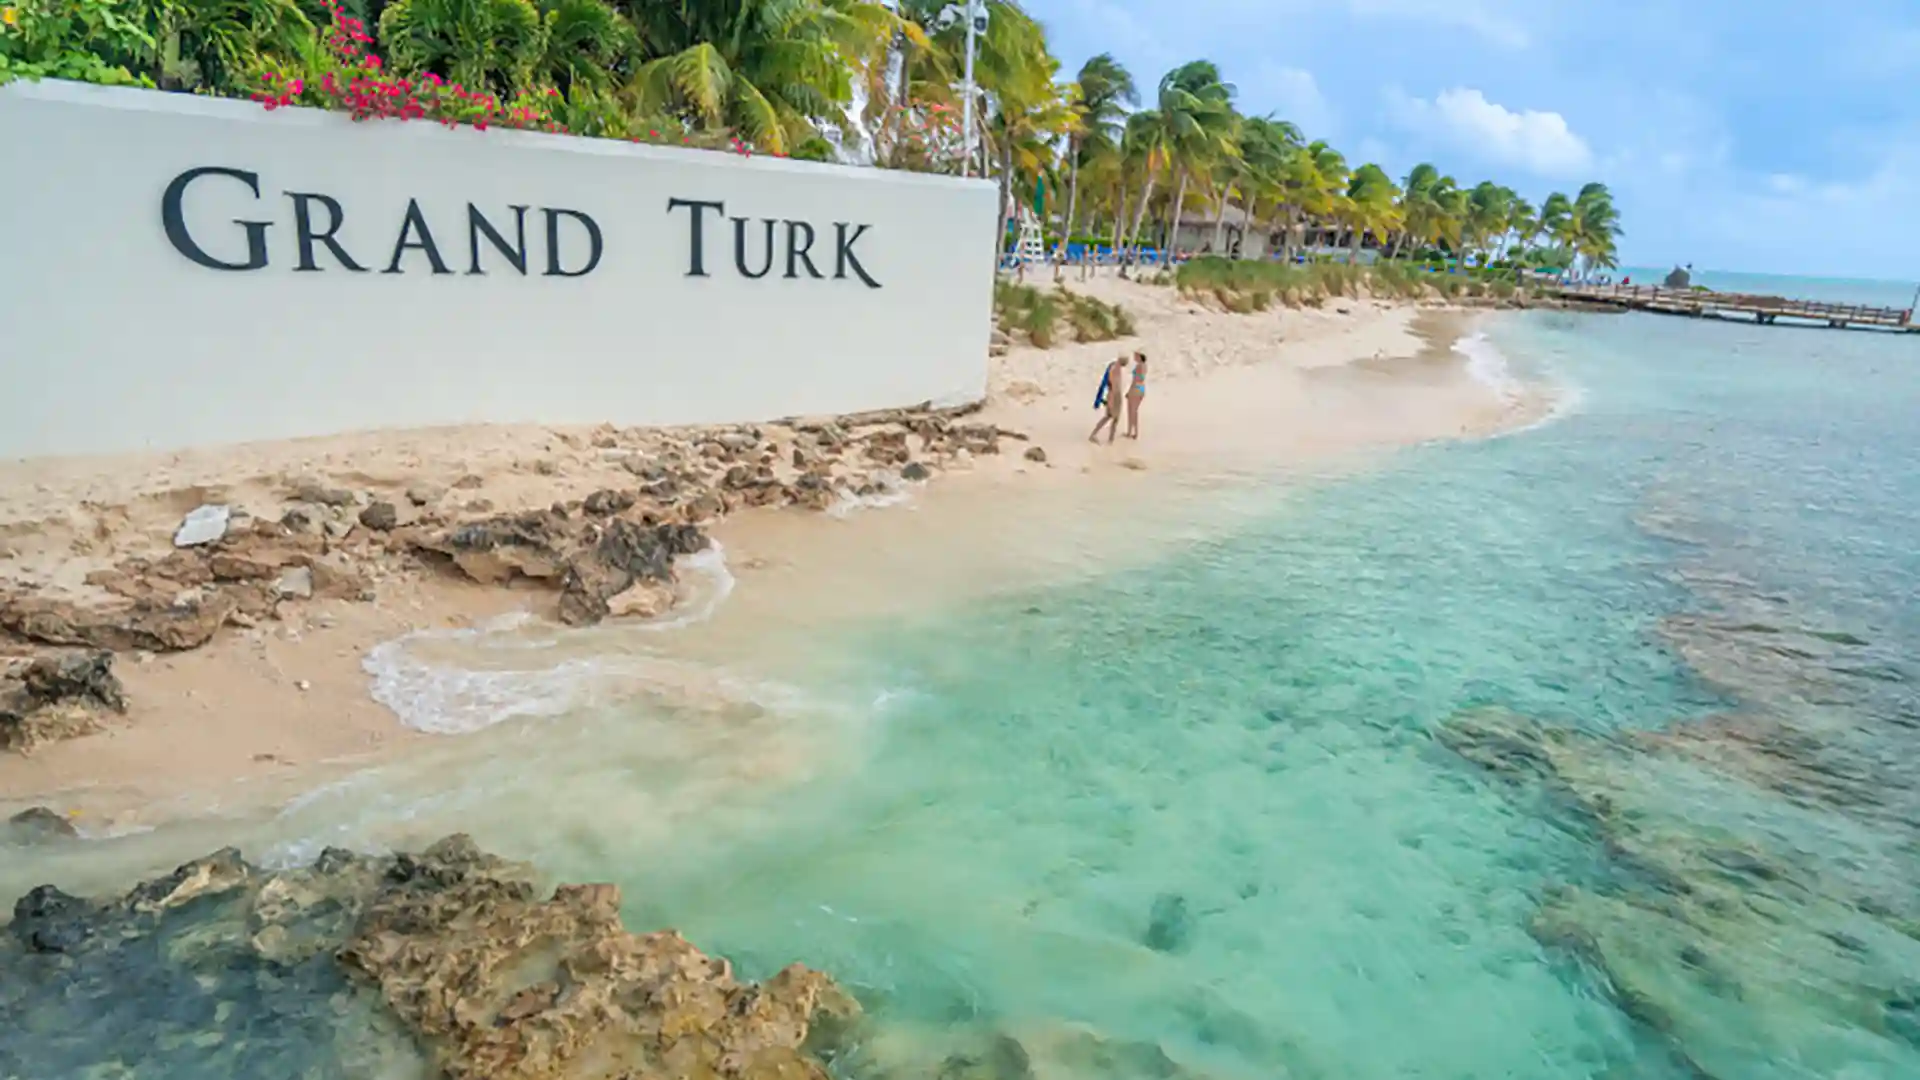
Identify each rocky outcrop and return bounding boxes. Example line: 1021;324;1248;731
0;518;370;657
1;836;859;1080
0;651;127;751
411;509;710;628
0;403;1030;751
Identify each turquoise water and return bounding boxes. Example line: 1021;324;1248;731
9;303;1920;1078
544;307;1920;1076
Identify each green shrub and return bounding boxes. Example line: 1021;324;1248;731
993;279;1132;349
0;0;157;88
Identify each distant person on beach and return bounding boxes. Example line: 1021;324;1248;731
1125;352;1148;439
1089;356;1128;443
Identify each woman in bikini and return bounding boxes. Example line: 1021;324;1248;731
1124;352;1147;439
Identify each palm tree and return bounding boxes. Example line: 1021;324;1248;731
1461;181;1515;270
860;0;938;166
1123;60;1236;259
987;72;1072;263
1393;162;1459;261
1283;139;1346;257
622;0;898;154
1055;53;1136;261
1113;109;1162;271
1340;163;1400;263
1539;191;1575;270
1233;115;1302;256
1505;196;1538;266
1569;182;1621;277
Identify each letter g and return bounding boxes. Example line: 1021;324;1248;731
161;167;272;271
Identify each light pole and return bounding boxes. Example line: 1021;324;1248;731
936;1;986;177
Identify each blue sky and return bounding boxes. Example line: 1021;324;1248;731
1024;0;1920;280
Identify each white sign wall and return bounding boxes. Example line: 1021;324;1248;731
0;80;997;459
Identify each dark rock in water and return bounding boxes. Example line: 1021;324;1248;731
6;806;78;843
1663;265;1692;289
938;1034;1035;1080
0;834;858;1080
902;462;933;482
11;882;97;953
1431;706;1563;781
1144;892;1193;953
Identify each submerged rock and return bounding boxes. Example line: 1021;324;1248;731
1436;703;1920;1077
0;835;859;1080
1144;893;1194;953
5;805;78;843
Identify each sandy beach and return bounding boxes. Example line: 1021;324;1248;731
0;276;1547;829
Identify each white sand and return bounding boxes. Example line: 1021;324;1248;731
0;277;1546;827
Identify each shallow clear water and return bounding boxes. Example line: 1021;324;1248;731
8;304;1920;1078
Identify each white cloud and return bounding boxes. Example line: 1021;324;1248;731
1388;87;1593;176
1249;66;1335;137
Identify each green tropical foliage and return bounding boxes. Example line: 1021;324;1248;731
1;0;1622;268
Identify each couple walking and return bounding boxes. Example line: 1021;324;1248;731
1090;351;1148;443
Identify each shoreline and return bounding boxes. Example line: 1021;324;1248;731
0;282;1553;834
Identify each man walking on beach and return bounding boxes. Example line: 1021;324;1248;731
1089;355;1128;443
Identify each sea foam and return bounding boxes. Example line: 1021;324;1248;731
363;545;740;734
1456;327;1586;436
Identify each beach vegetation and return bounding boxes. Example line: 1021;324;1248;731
1;0;1623;267
994;279;1132;348
1173;254;1557;311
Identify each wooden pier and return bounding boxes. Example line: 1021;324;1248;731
1549;283;1918;332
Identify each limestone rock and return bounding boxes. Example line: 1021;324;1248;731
405;483;447;507
557;519;707;627
290;477;357;507
418;511;575;585
172;505;230;548
581;489;636;517
1;651;131;751
0;837;860;1080
273;566;314;600
358;501;400;532
0;592;232;654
